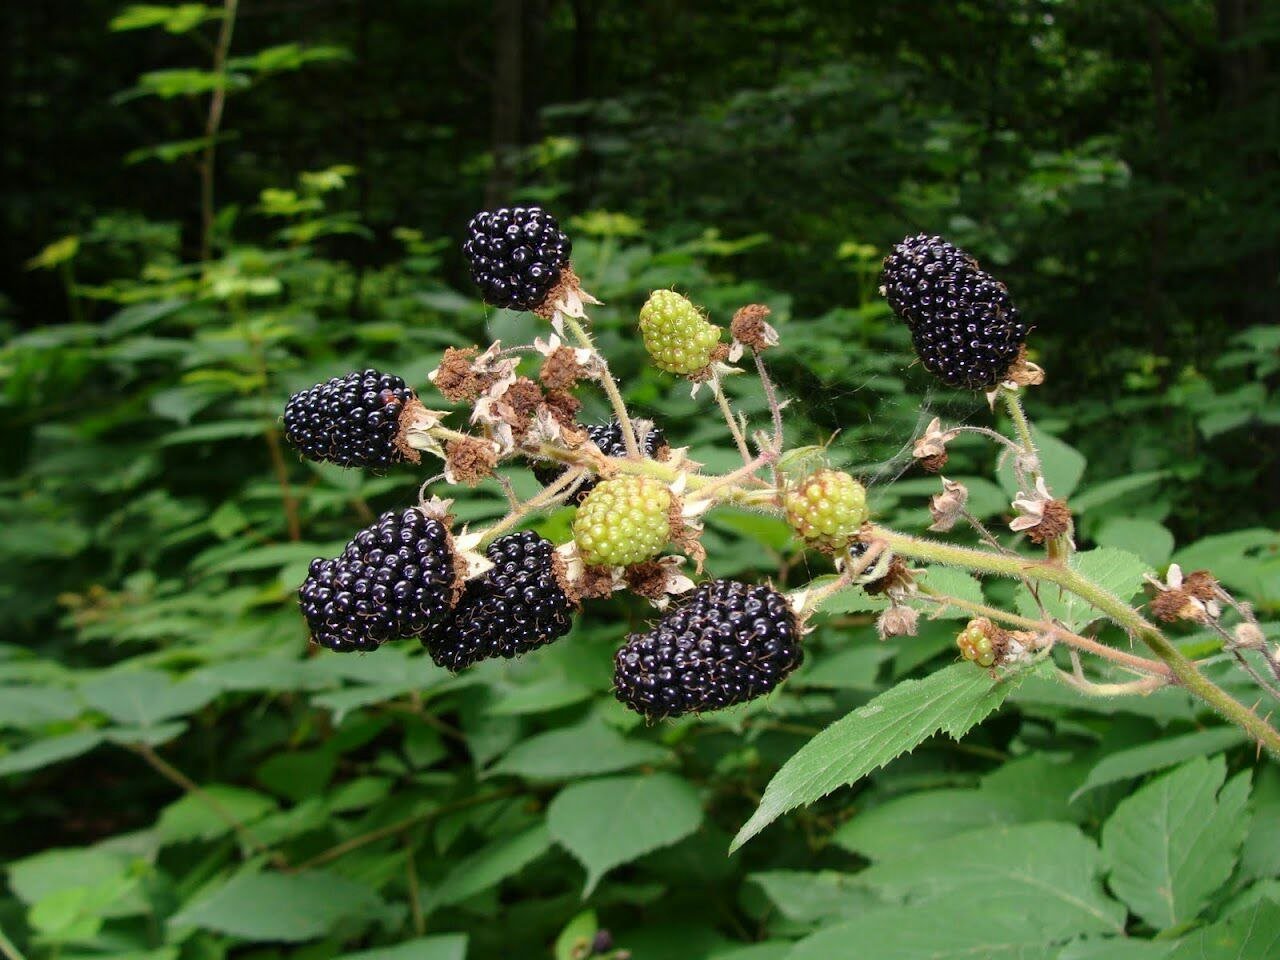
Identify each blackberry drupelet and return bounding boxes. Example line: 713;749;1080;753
425;532;575;671
613;579;802;719
880;234;1029;390
298;508;458;652
463;206;572;311
532;419;667;502
283;369;415;468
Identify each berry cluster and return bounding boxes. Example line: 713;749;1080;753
298;508;458;652
463;207;572;312
533;419;667;502
283;369;415;468
880;234;1029;390
614;580;802;719
426;532;575;671
783;469;868;553
573;475;673;568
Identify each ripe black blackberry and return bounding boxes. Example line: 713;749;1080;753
463;207;572;312
298;508;458;652
533;419;667;503
613;580;802;720
880;234;1029;390
283;369;416;468
425;532;575;671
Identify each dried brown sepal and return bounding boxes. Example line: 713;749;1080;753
392;396;427;463
434;346;492;402
667;495;707;572
686;342;733;383
1024;499;1072;544
1151;588;1204;623
550;551;582;608
444;436;498;486
493;377;544;442
1004;345;1045;387
864;556;913;596
542;388;582;428
623;561;671;601
919;451;948;473
539;345;585;390
730;303;779;352
576;564;620;600
1181;570;1219;603
532;265;583;320
876;604;919;640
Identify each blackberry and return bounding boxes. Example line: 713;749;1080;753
880;234;1029;390
283;369;415;468
532;419;667;502
298;508;458;652
463;207;572;311
425;532;575;671
613;580;802;719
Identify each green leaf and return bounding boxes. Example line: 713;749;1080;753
731;665;1022;850
1073;727;1247;799
831;788;1025;861
1095;518;1175;568
0;686;83;728
858;823;1124;938
1101;756;1251;929
1071;471;1169;514
914;566;985;618
548;773;703;894
1057;939;1174;959
787;901;1063;960
169;869;386;941
80;669;217;726
554;910;598;960
1166;901;1280;960
1016;547;1150;632
0;731;105;776
1240;766;1280;884
157;785;278;844
338;935;468;960
797;644;894;691
8;847;148;917
489;721;671;780
746;870;881;925
426;824;553;910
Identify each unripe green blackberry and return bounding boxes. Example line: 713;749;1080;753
957;619;997;668
298;508;459;652
532;419;668;503
573;475;672;567
638;290;722;375
783;469;868;552
283;369;415;468
425;532;575;671
614;580;802;719
880;234;1030;390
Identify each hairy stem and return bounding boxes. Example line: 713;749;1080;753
711;370;754;464
478;468;585;546
559;312;640;458
873;525;1280;756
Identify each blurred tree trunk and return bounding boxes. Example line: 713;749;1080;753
1145;9;1171;356
487;0;524;206
570;0;598;201
1215;0;1278;326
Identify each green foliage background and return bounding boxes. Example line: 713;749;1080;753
1;2;1278;958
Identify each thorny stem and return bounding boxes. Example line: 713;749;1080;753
873;526;1280;756
913;585;1172;679
477;468;585;547
558;311;641;459
712;370;754;464
952;424;1026;458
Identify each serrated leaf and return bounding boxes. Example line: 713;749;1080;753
1072;471;1169;514
7;847;149;917
489;721;670;780
1095;518;1175;568
426;824;552;910
1016;547;1150;632
1101;756;1251;929
548;773;703;894
731;665;1022;850
169;869;386;941
1073;727;1247;800
787;901;1060;960
914;566;984;619
796;644;894;691
858;823;1125;938
80;669;217;726
831;788;1025;861
1166;900;1280;960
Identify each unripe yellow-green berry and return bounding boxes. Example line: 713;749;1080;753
573;475;673;567
783;469;868;552
957;620;997;668
638;290;723;375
